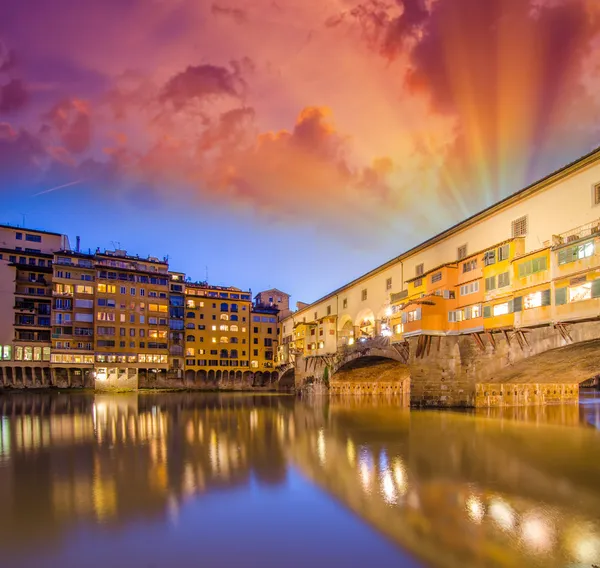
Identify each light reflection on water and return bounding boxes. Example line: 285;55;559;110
0;391;598;568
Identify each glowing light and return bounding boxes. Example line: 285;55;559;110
385;307;393;317
317;429;326;464
359;460;371;491
346;438;356;465
489;498;515;531
379;449;388;471
521;513;554;553
381;471;396;504
466;495;485;524
348;338;355;346
570;531;600;564
392;458;407;496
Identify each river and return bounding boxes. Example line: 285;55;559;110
0;390;599;568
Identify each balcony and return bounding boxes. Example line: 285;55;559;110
552;219;600;248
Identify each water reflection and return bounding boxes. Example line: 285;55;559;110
0;392;599;568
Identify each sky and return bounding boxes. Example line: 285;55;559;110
1;0;600;305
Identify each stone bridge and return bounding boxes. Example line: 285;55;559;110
281;320;600;407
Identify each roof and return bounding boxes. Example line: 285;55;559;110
254;288;290;299
283;145;600;321
0;224;64;237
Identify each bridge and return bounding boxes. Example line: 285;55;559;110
277;319;600;407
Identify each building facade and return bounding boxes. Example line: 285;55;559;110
279;147;600;367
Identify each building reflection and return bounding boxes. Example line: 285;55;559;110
0;393;599;567
290;398;600;568
0;393;292;549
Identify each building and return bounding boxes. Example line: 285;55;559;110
92;250;170;388
250;303;278;377
254;289;291;320
168;272;186;376
279;146;600;362
0;225;69;386
51;250;96;386
183;283;252;383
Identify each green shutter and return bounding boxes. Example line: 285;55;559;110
508;299;514;313
541;289;551;306
483;306;491;318
513;296;523;312
592;279;600;299
555;287;567;305
558;249;567;265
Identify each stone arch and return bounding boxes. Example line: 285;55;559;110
208;369;215;382
216;370;222;381
197;369;207;383
338;315;354;346
354;308;376;340
278;368;295;389
254;371;264;387
185;369;195;384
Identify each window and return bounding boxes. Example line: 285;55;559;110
75;285;93;294
460;281;479;296
517;256;548;278
413;277;423;288
462;259;477;273
457;245;467;260
558;241;594;265
498;244;510;261
498;272;510;288
342;298;348;309
220;303;228;312
448;310;463;323
484;250;496;266
485;276;496;291
220;324;228;331
75;313;93;322
593;182;600;205
492;302;510;316
472;304;481;318
569;282;592;303
25;234;41;242
220;336;229;343
361;289;367;301
415;263;424;277
386;277;392;290
16;232;22;240
511;215;528;237
524;291;542;309
431;272;442;283
327;305;331;316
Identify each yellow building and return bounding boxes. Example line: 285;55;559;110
183;283;252;382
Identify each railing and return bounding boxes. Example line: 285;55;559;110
552;219;600;248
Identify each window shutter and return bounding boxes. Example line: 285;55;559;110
513;296;523;312
415;307;422;321
508;299;513;313
558;249;567;265
555;287;567;306
401;312;407;324
592;279;600;299
541;289;551;306
465;306;472;319
483;306;491;318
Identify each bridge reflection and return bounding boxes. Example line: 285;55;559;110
0;393;598;567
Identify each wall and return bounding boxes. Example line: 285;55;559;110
281;153;600;346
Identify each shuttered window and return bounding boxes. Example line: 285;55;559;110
498;272;510;288
541;289;551;306
483;306;491;318
512;215;528;237
485;276;496;291
555;287;567;305
513;296;523;312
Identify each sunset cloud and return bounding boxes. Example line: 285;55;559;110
0;0;599;242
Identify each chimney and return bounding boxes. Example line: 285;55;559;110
75;236;81;253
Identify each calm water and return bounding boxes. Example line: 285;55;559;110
0;392;600;568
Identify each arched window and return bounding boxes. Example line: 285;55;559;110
230;324;238;332
220;336;229;343
186;335;195;342
220;324;229;331
220;314;229;320
186;323;195;329
186;312;196;318
230;303;238;312
230;337;239;344
220;349;228;358
230;349;238;359
230;314;238;321
220;303;228;312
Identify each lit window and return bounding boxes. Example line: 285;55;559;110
524;291;542;309
211;337;217;343
211;325;217;331
230;325;239;332
492;303;509;316
569;282;592;303
472;304;481;318
220;324;228;331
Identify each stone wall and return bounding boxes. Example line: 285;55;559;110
95;368;138;392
